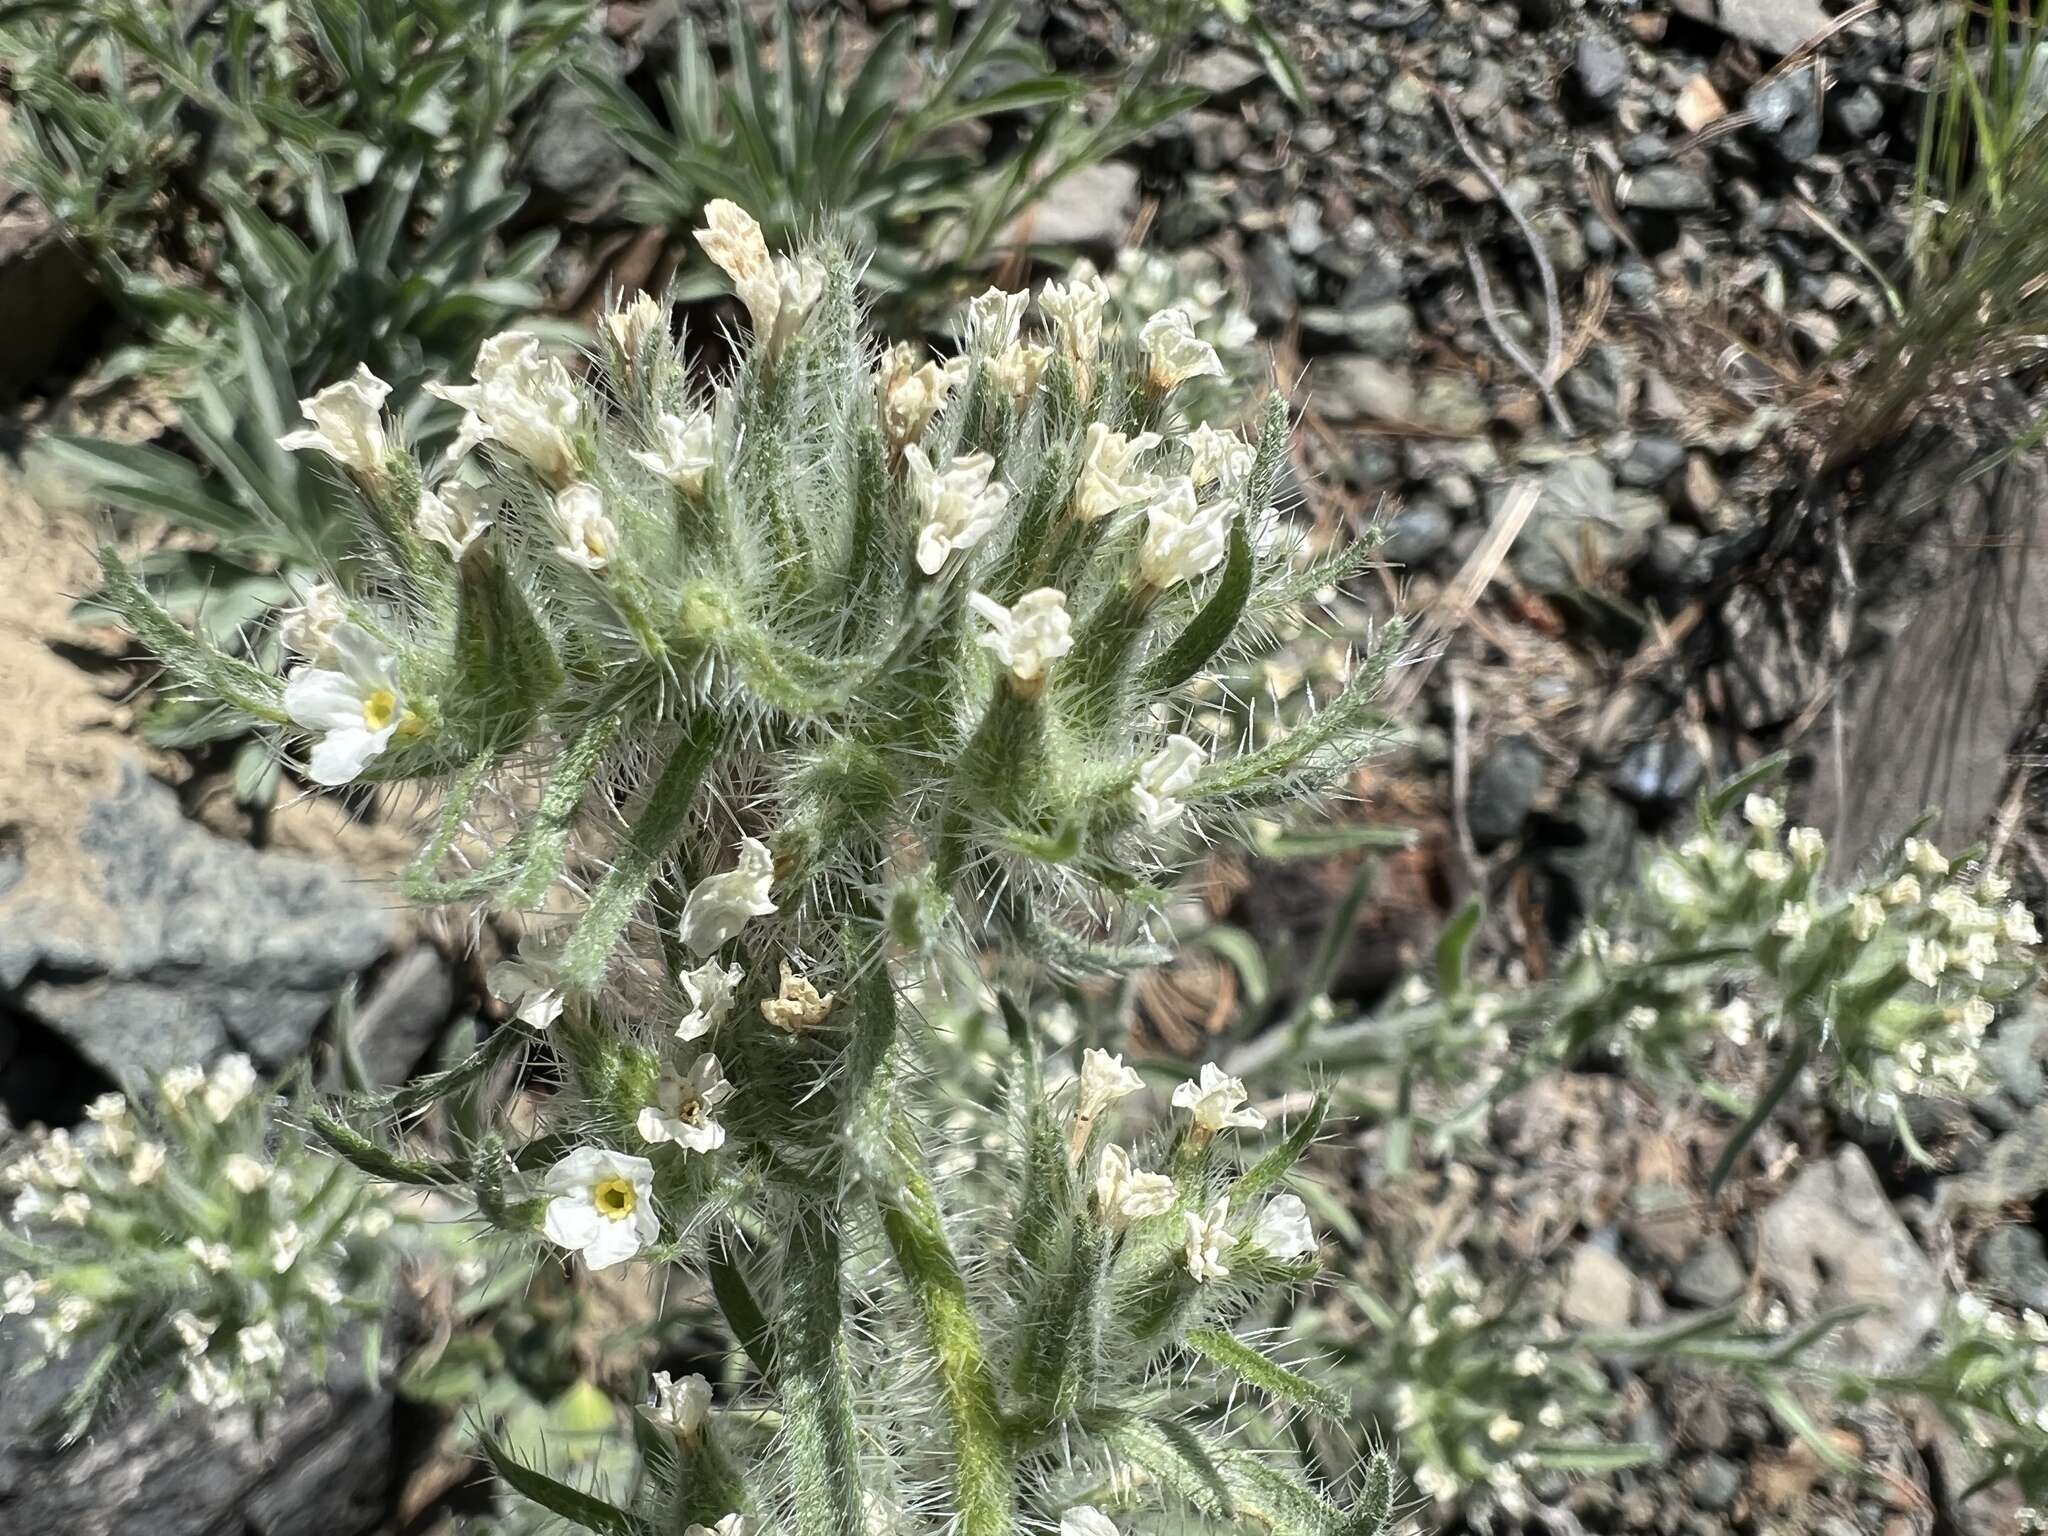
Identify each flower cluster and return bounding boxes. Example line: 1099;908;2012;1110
1;1059;402;1415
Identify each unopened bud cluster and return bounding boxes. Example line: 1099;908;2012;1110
1;1060;401;1415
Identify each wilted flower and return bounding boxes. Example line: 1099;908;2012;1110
52;1191;91;1226
283;624;413;785
1094;1144;1177;1227
1040;266;1110;387
222;1154;269;1194
678;958;743;1041
238;1319;286;1371
694;200;823;360
277;365;391;476
875;343;954;451
1183;1195;1233;1282
637;1055;734;1153
759;963;834;1033
631;408;717;496
428;330;583;485
1250;1193;1314;1259
606;293;666;368
648;1370;713;1438
3;1272;39;1316
1138;478;1234;590
1139;307;1223;394
1186;423;1254;489
1904;838;1950;878
1133;734;1204;831
549;483;619;571
970;588;1073;685
1073;423;1163;523
1907;936;1948;988
541;1146;660;1270
963;287;1029;358
415;482;494;558
204;1054;259;1124
906;446;1009;574
488;959;565;1030
269;1222;305;1274
279;581;348;662
1171;1062;1266;1135
185;1237;233;1274
680;837;778;955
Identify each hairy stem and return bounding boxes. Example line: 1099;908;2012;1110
778;1203;865;1536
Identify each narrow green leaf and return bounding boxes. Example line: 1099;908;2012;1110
1185;1328;1346;1417
476;1427;638;1535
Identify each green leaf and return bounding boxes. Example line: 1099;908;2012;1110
1086;1408;1235;1518
1145;514;1253;691
1244;17;1312;113
1229;1090;1328;1202
1185;1328;1347;1416
1433;896;1483;1002
476;1426;639;1535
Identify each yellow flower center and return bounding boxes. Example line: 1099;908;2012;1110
584;528;608;559
361;688;398;732
591;1176;637;1221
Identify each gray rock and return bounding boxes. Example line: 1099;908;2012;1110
1942;1105;2048;1212
1183;48;1265;100
1756;1145;1943;1372
1690;1454;1743;1513
0;184;104;403
1979;1003;2048;1110
344;945;456;1088
1301;300;1415;360
1618;434;1688;488
1673;0;1833;57
1414;372;1489;434
1382;501;1454;566
1977;1225;2048;1314
1612;733;1705;807
515;67;631;225
1673;1236;1746;1307
1830;85;1883;139
1540;783;1638;921
1562;1242;1637;1330
1012;160;1139;247
1246;233;1299;329
1573;34;1629;107
1305;355;1415;422
1621;164;1715;211
1467;735;1547;851
0;763;393;1088
1747;70;1823;161
1513;456;1654;592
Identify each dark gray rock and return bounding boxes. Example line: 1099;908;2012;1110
1673;0;1833;57
1622;165;1714;211
1942;1105;2048;1213
344;945;456;1088
1305;354;1415;422
1246;232;1299;329
1382;501;1454;566
1690;1454;1743;1513
1747;70;1823;161
515;66;631;225
1538;783;1638;923
1414;372;1489;434
1612;733;1705;807
1830;85;1884;140
0;763;394;1088
1673;1236;1746;1307
1618;435;1688;488
1301;300;1415;359
1512;456;1648;592
1467;735;1547;851
1573;33;1629;108
1977;1225;2048;1314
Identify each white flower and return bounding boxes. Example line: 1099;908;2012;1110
34;1130;82;1187
541;1146;660;1270
1133;734;1204;831
1186;423;1253;490
649;1370;713;1437
694;200;822;359
185;1237;233;1274
991;340;1051;405
1959;928;1999;979
678;958;743;1041
8;1188;44;1223
1718;998;1755;1047
1249;1193;1314;1260
906;445;1009;574
963;287;1029;358
1850;893;1885;941
279;581;348;663
306;1270;343;1305
1171;1062;1266;1134
759;963;834;1033
1138;477;1234;590
1883;875;1923;907
52;1191;91;1226
238;1319;286;1370
969;588;1073;684
679;837;778;955
875;343;955;450
428;330;583;485
1957;997;1996;1038
3;1272;38;1316
2005;902;2041;946
636;1054;734;1153
270;1222;305;1273
183;1357;241;1409
1094;1145;1177;1227
222;1154;269;1194
488;959;565;1030
85;1092;130;1149
1771;903;1812;943
1904;837;1950;878
1744;849;1791;883
1073;422;1163;523
1076;1048;1145;1123
1183;1195;1232;1282
1742;794;1784;832
685;1516;751;1536
607;292;667;365
1787;826;1825;867
204;1054;259;1123
283;624;411;786
128;1141;166;1186
1907;937;1947;988
631;408;717;495
1060;1506;1121;1536
1040;266;1110;381
161;1065;206;1112
1140;307;1223;393
277;364;391;475
415;482;495;558
550;482;620;571
1512;1344;1546;1376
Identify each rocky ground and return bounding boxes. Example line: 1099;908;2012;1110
3;1;2047;1532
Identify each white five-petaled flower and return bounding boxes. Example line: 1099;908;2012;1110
222;1154;269;1194
3;1272;40;1316
636;1054;734;1153
428;330;584;485
760;963;834;1033
631;408;717;496
1186;422;1254;490
648;1370;713;1437
1183;1195;1233;1282
1094;1144;1177;1228
963;286;1029;358
1039;266;1110;380
549;482;620;571
1787;826;1825;867
204;1054;259;1124
1133;734;1205;831
283;623;412;786
1250;1193;1314;1260
969;588;1073;685
680;837;778;955
541;1145;660;1270
991;340;1051;406
677;958;743;1041
1171;1062;1266;1134
1075;1048;1145;1124
277;364;391;476
1742;793;1785;833
694;200;823;360
1060;1506;1121;1536
279;581;348;662
905;445;1009;574
415;482;495;558
1138;477;1235;590
685;1516;751;1536
1139;307;1224;394
488;959;564;1030
1072;422;1163;523
876;343;955;451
